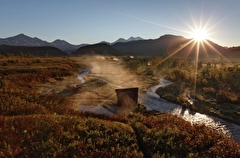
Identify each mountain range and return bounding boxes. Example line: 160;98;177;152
0;34;84;54
0;34;240;58
110;36;144;45
112;34;226;58
0;34;142;54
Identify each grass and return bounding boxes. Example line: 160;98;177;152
0;55;240;157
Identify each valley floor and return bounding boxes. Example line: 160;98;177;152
0;55;240;157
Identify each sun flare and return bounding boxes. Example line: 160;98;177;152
192;29;208;42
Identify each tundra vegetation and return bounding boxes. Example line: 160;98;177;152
123;56;240;125
0;54;239;157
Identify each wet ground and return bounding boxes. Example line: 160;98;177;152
140;79;240;144
36;57;240;144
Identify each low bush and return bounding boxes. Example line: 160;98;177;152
0;115;143;157
132;114;240;157
1;56;240;157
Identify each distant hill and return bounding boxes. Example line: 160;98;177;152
0;34;144;54
72;43;122;56
0;34;50;46
1;34;240;58
222;46;240;58
112;34;226;58
72;35;239;58
0;45;68;56
111;36;144;45
0;34;83;53
51;39;86;53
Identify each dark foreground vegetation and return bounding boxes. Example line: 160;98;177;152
0;54;240;157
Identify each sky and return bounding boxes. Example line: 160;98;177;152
0;0;240;47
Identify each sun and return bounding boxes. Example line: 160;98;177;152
191;29;208;42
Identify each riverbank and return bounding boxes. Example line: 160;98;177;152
139;78;240;144
72;58;240;144
155;81;240;126
1;56;240;156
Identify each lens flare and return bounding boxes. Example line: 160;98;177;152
192;29;208;42
92;7;232;105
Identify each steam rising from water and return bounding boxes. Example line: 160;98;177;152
87;56;140;88
74;55;141;108
75;56;240;144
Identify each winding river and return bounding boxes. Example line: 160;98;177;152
140;79;240;144
77;68;240;144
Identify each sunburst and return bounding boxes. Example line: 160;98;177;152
112;9;230;100
192;29;208;42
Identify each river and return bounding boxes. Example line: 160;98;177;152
77;67;240;144
140;79;240;144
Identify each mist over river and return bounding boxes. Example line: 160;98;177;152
77;58;240;144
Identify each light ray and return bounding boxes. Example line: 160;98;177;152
113;10;191;35
97;7;234;106
193;41;200;98
203;40;229;61
200;41;210;58
184;40;198;58
139;39;196;76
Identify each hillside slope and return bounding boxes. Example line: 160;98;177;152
112;34;226;58
72;43;122;56
0;45;68;56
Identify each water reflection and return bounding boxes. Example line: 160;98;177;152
140;79;240;144
78;68;91;83
76;68;240;144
